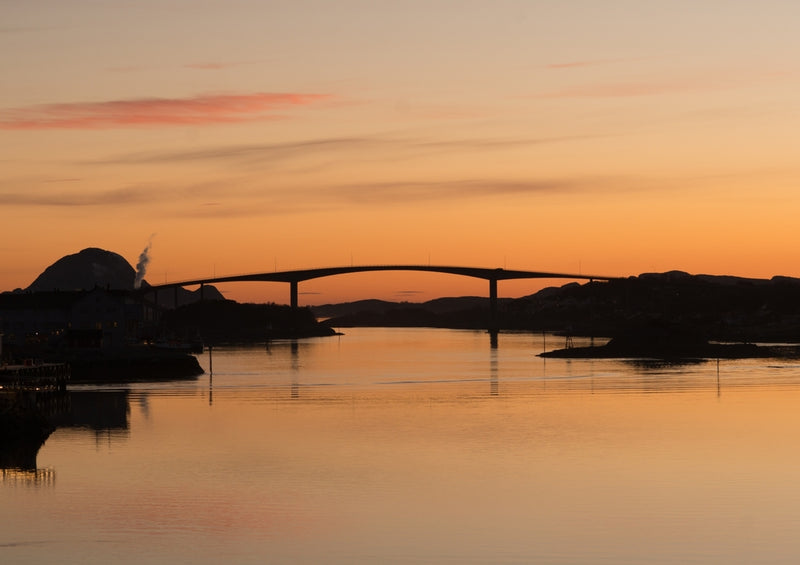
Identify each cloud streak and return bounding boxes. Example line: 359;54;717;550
0;185;155;206
0;175;600;217
333;179;580;204
546;59;626;69
184;177;603;218
536;70;792;99
96;134;597;167
184;62;246;70
0;92;330;130
0;26;58;34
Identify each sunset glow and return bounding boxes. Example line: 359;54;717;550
3;1;800;304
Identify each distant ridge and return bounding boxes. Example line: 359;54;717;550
314;271;800;342
312;296;489;319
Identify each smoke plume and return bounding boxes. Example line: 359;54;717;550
134;235;155;289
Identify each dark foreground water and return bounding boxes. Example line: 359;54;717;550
4;328;800;564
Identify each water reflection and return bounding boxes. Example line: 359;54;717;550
490;344;499;396
193;330;797;408
0;390;130;482
0;390;64;473
625;358;707;370
8;329;800;565
51;390;130;432
260;333;509;399
207;330;739;403
263;339;312;399
290;340;300;398
1;466;56;486
489;330;498;349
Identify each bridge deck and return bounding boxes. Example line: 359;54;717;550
146;264;613;290
140;265;615;330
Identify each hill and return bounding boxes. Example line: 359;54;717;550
14;247;223;305
505;271;800;342
314;296;510;328
315;271;800;343
27;248;136;291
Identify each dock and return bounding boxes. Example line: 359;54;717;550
0;361;70;391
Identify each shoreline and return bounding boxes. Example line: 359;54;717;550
539;342;800;360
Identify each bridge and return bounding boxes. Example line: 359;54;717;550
142;265;615;332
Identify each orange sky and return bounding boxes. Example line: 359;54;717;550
3;1;800;304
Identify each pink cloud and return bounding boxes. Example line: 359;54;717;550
0;92;330;129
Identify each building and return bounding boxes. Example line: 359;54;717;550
0;288;144;354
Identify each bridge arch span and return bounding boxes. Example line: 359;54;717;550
144;264;614;332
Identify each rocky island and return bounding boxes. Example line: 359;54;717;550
539;319;800;360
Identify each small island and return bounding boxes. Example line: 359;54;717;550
540;320;800;360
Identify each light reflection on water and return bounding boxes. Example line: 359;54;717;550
4;328;800;564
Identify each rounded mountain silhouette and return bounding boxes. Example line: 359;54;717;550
26;248;139;291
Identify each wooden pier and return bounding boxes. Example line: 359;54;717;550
0;362;70;391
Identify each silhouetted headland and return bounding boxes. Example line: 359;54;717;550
159;300;337;345
62;347;205;383
539;319;800;360
0;248;337;383
0;249;214;382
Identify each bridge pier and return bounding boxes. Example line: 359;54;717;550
488;278;498;335
290;281;299;309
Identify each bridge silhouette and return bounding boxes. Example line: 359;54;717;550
143;264;615;332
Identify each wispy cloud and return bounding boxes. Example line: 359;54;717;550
0;92;330;130
184;62;240;70
106;65;149;73
0;174;599;217
42;178;82;183
538;79;715;98
0;185;154;206
332;179;581;204
170;177;595;219
97;134;597;167
102;137;385;165
537;70;792;99
107;60;260;73
546;59;623;69
547;61;599;69
0;26;57;34
392;100;488;120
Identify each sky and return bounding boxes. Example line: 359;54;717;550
2;0;800;304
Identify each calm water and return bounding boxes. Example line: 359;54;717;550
5;328;800;564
